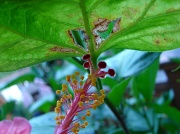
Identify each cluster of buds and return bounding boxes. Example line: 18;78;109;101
54;54;115;134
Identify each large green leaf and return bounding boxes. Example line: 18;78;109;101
132;58;159;101
0;0;179;71
96;0;180;54
0;0;87;71
0;27;86;71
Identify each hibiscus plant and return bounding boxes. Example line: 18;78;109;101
0;0;180;134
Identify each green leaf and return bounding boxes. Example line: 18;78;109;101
124;107;149;131
29;94;55;113
132;58;159;101
156;89;174;105
106;50;160;79
0;101;15;120
160;118;180;134
108;78;131;107
98;21;115;39
0;1;87;71
0;26;86;72
153;104;180;126
124;107;159;133
70;30;87;49
101;77;118;88
64;57;84;70
0;0;179;71
171;58;180;64
29;112;56;134
0;74;35;91
96;0;180;54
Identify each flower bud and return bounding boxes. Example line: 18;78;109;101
98;61;107;69
108;69;115;76
82;54;91;61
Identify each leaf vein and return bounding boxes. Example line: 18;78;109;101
87;0;104;14
136;0;156;23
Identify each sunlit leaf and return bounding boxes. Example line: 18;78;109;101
0;27;86;71
95;0;180;54
0;0;87;71
0;0;179;71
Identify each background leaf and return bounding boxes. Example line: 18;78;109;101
153;104;180;126
132;58;159;101
105;50;160;79
0;101;15;120
29;94;55;113
0;74;35;91
108;78;131;107
124;107;149;131
29;112;56;134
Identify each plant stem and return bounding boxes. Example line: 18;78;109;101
71;57;130;134
72;54;130;134
97;78;130;134
79;0;98;66
79;1;129;133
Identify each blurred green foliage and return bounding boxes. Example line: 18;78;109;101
0;49;180;134
0;0;180;134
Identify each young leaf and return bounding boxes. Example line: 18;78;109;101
108;78;131;107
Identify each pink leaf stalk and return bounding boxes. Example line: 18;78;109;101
54;54;115;134
0;117;31;134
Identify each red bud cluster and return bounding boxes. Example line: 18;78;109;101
82;54;115;78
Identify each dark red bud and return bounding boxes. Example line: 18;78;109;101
98;61;107;69
83;62;90;69
82;54;91;61
108;69;115;77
